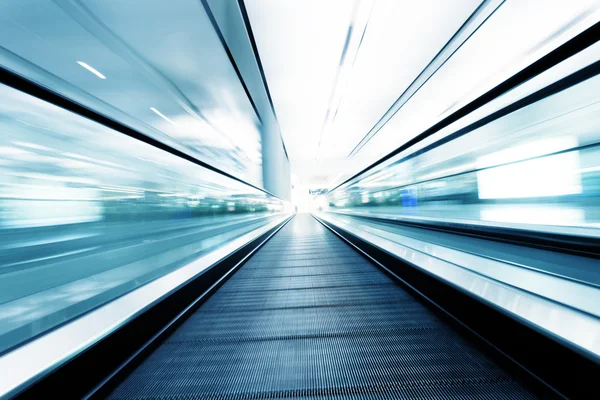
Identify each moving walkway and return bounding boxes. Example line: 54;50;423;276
14;214;587;399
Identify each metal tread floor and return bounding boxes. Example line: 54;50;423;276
108;214;538;399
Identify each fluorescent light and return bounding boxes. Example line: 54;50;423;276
580;166;600;173
76;61;106;79
150;107;178;126
477;151;582;199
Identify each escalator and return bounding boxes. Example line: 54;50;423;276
104;214;550;399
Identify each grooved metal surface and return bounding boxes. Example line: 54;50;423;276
109;214;537;399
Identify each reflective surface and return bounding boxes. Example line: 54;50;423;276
245;0;600;189
0;83;285;354
324;61;600;233
0;215;288;399
316;212;600;363
0;0;264;187
354;0;600;168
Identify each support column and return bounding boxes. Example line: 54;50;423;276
261;117;291;200
206;0;291;200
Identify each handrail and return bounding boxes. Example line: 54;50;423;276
329;21;600;193
0;65;283;201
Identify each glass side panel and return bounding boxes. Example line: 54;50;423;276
0;83;285;354
323;63;600;235
0;0;263;187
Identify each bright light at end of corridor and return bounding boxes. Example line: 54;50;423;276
76;61;106;79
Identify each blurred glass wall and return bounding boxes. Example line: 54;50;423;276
323;65;600;235
0;0;264;188
0;83;286;354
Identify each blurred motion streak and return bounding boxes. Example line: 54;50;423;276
0;0;264;188
323;65;600;233
0;0;599;375
0;83;286;354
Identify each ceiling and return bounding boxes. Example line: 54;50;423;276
0;0;264;187
244;0;600;189
1;0;599;193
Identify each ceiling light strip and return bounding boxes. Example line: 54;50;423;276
76;61;106;79
317;0;375;155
